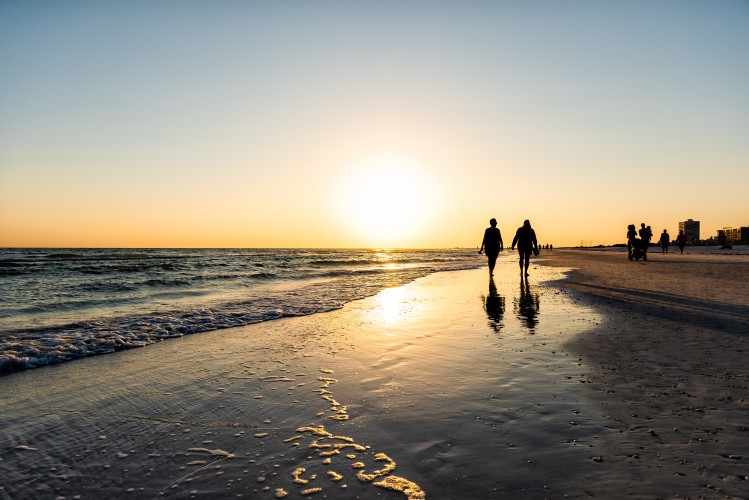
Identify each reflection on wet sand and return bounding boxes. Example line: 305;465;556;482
514;277;540;331
482;277;505;332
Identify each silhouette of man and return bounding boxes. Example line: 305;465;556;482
639;223;652;261
510;219;538;276
659;229;670;254
676;230;687;254
479;218;503;276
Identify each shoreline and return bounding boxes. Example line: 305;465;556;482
1;252;748;498
0;260;608;498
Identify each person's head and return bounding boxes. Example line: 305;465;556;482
523;219;531;228
489;218;497;227
679;230;683;234
628;224;635;230
641;223;646;228
663;229;667;233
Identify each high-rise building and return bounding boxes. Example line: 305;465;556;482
679;219;700;243
720;226;749;244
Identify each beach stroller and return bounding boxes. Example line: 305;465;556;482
629;238;646;261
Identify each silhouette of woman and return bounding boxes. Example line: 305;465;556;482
510;220;538;276
479;218;503;276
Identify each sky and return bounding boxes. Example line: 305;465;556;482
1;0;748;248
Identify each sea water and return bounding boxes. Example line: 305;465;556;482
0;248;481;373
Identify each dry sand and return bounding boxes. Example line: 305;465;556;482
540;248;749;498
1;249;748;499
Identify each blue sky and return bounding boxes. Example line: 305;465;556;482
1;1;747;247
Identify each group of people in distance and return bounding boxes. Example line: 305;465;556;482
479;218;539;277
627;223;689;261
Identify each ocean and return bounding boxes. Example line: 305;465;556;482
0;248;481;374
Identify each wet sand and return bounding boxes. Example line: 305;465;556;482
1;250;748;499
540;248;749;498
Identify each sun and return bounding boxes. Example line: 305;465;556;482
335;154;439;246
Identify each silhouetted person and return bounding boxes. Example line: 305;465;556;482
626;224;638;260
719;232;732;250
479;218;503;276
638;223;652;261
676;230;687;254
515;278;540;331
659;230;670;254
483;277;505;332
510;219;538;276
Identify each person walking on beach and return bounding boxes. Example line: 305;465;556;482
676;230;687;254
510;219;538;276
627;224;638;260
479;218;503;276
659;229;670;254
638;223;652;261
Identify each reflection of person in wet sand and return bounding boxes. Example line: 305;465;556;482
478;218;503;276
510;220;538;276
515;278;540;331
482;277;505;332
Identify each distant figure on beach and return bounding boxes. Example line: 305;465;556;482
676;230;687;254
510;220;538;276
638;223;652;261
719;232;733;250
483;277;505;332
659;230;670;254
626;224;638;260
479;218;503;276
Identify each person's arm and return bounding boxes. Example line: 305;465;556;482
511;231;519;250
532;230;539;255
479;230;485;254
498;230;503;251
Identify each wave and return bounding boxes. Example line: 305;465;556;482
0;261;481;375
144;278;192;287
0;248;483;375
76;282;138;293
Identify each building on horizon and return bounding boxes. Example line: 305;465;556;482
718;226;749;244
679;219;700;243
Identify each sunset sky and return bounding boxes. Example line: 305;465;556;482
1;1;747;248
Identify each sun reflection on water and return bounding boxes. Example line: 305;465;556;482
371;286;410;326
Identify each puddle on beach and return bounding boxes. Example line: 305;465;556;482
0;255;609;499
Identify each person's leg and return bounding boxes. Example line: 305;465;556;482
523;252;530;275
517;251;523;273
488;254;497;275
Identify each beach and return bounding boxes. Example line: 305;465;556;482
543;248;749;498
1;249;748;499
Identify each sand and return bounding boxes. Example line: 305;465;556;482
540;248;749;498
1;249;748;499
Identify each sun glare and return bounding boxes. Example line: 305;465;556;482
336;154;439;245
